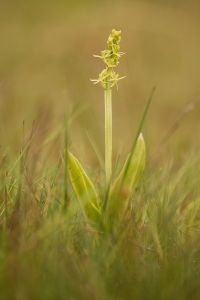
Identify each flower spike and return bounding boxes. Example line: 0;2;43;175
91;29;125;90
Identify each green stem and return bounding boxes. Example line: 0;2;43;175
104;88;112;185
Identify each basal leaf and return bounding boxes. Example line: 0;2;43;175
67;152;101;225
115;133;146;192
106;133;146;227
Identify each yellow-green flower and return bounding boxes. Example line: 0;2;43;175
91;29;125;90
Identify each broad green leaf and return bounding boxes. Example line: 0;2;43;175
106;133;146;227
67;151;101;224
114;133;146;192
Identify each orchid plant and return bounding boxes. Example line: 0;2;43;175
67;30;146;232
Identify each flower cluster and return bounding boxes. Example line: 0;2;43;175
91;29;125;89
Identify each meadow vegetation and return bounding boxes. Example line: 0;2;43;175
0;1;200;299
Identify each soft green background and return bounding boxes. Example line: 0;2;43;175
1;3;200;300
0;0;200;163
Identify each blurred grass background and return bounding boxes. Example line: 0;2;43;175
0;0;200;165
1;2;200;299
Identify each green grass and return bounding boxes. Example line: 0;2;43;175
0;122;200;300
0;1;200;299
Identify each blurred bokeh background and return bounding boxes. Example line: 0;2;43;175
0;0;200;166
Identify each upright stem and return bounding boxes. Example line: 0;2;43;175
104;88;112;186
